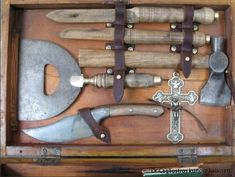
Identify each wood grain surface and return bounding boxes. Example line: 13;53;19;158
1;0;235;168
60;28;209;47
1;8;226;146
1;162;235;177
79;50;209;68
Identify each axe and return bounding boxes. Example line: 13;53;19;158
199;37;231;106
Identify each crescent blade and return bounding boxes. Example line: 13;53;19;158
23;114;93;143
22;108;110;143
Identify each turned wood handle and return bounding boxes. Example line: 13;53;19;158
60;28;209;47
108;104;164;117
79;49;209;68
85;73;162;88
130;7;218;24
47;7;218;24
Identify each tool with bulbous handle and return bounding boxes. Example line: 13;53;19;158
70;73;162;88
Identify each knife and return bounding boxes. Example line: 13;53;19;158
47;7;219;24
23;104;164;143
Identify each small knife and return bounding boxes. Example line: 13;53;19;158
23;104;164;143
70;73;162;88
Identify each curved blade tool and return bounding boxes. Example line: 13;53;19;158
22;104;164;143
19;40;81;121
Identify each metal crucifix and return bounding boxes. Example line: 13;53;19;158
152;72;198;144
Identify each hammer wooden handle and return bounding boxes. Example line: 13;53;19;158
84;73;162;88
79;49;209;68
60;28;210;47
47;7;218;24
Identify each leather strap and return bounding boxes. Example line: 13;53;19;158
79;108;111;144
181;6;194;78
111;2;127;103
226;70;235;103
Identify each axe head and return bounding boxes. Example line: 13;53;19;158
200;72;231;106
19;40;81;121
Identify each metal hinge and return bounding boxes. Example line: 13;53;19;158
35;147;61;165
177;147;198;164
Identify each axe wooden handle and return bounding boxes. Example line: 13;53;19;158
61;28;210;47
79;49;209;68
47;7;218;24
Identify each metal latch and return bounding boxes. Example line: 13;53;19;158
36;147;61;165
177;147;198;164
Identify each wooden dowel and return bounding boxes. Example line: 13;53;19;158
47;7;219;24
60;28;210;47
79;49;209;68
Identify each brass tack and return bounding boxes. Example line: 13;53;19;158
105;45;112;50
100;133;106;139
214;12;220;20
128;46;134;51
170;24;176;29
127;24;133;29
185;57;190;61
193;25;198;31
205;35;211;43
129;69;135;74
192;48;198;54
106;68;113;74
106;23;112;28
116;74;122;80
171;46;177;52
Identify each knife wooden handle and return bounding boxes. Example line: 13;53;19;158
47;7;218;24
79;49;209;68
85;73;162;88
108;104;164;118
129;7;218;24
60;28;210;47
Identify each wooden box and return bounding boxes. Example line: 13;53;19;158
1;0;235;176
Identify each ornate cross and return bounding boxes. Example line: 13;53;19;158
152;72;198;144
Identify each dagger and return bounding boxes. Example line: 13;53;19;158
60;28;210;47
23;104;164;143
47;7;219;25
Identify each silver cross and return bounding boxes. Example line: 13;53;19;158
152;72;198;144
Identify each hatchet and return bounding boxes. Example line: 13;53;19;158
199;37;231;106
